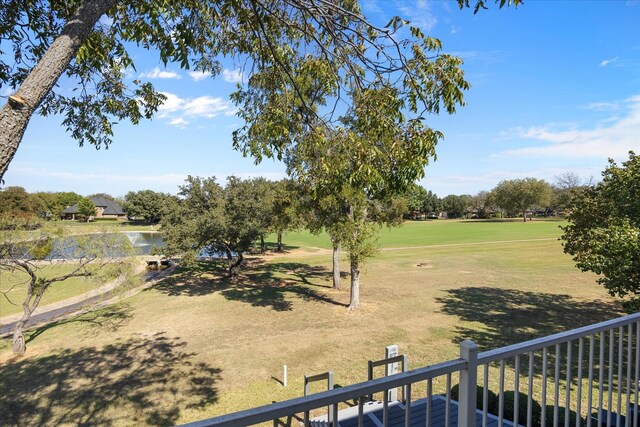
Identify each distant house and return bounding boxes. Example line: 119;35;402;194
61;196;127;221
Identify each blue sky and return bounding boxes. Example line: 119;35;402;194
2;0;640;197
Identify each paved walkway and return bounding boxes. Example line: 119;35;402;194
0;261;177;337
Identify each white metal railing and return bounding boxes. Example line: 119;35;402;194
180;312;640;427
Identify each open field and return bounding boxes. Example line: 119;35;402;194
0;220;623;425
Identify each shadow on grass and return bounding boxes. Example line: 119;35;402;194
26;303;133;344
436;287;623;350
152;260;347;311
0;332;221;426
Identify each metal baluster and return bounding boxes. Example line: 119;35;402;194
405;383;412;427
515;355;520;427
566;340;573;427
627;324;633;427
304;411;310;427
555;343;561;427
358;396;364;427
608;329;614;427
445;373;452;427
618;326;624;427
542;347;548;427
528;352;534;427
499;359;505;427
587;335;595;427
484;364;489;427
634;322;639;427
426;378;432;427
383;384;389;427
599;332;605;427
577;338;584;427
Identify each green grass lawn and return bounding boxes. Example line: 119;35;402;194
274;218;566;250
0;264;110;317
0;219;621;425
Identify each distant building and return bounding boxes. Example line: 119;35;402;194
61;196;126;221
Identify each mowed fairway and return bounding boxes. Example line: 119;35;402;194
0;220;623;425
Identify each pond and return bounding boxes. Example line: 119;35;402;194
123;232;165;255
10;232;229;259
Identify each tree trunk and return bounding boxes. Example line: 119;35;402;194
12;316;29;354
229;252;243;276
523;210;527;222
260;234;265;253
348;255;360;310
276;232;283;252
332;242;341;290
225;248;233;272
0;0;118;180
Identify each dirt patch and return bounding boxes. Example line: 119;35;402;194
416;263;433;268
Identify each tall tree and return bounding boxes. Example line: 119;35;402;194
0;0;519;180
0;223;132;354
561;152;640;310
490;178;553;221
122;189;169;224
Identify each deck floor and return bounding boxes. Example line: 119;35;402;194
310;396;518;427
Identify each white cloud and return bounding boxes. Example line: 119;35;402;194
581;101;621;112
397;1;438;32
501;96;640;160
157;92;236;127
188;71;210;82
599;57;619;67
222;68;243;83
139;67;182;80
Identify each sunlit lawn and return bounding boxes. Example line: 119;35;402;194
0;219;622;425
0;264;109;317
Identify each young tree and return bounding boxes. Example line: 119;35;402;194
0;0;519;180
270;179;305;252
77;197;96;221
122;189;169;224
561;152;640;310
490;178;553;221
0;222;132;354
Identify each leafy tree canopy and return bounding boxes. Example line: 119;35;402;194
490;178;552;221
76;196;96;220
122;189;170;223
562;152;640;310
0;0;520;180
160;176;271;275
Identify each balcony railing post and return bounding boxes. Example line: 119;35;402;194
459;340;479;427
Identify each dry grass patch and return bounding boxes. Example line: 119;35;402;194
0;230;624;425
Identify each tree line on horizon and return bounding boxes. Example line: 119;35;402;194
0;170;592;226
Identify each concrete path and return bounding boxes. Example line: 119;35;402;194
0;262;177;337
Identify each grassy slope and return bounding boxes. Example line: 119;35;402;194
0;220;621;425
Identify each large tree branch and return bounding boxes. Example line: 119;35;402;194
0;0;117;180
